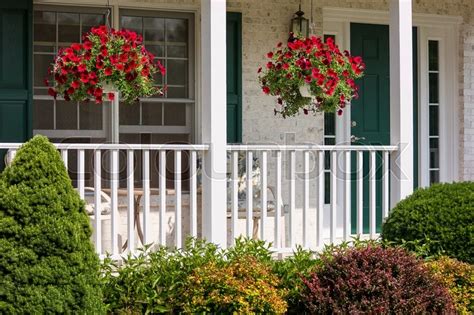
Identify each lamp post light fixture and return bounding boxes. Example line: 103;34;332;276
290;3;309;37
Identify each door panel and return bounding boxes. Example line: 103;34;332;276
350;23;418;233
350;23;389;234
226;12;242;144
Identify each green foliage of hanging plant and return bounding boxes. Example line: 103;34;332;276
258;33;364;117
0;135;104;313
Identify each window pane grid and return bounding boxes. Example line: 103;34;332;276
33;9;106;133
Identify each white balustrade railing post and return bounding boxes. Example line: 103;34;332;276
201;0;227;247
390;0;414;207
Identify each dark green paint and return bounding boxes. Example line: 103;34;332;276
226;12;242;143
350;23;419;233
0;0;33;169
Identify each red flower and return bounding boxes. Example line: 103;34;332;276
95;96;102;104
119;53;129;63
104;67;113;76
67;87;75;95
337;109;343;116
110;55;119;65
47;87;57;98
71;81;80;89
115;63;125;71
266;62;274;69
96;60;104;69
282;63;289;70
94;87;103;97
157;60;166;76
78;63;87;72
107;92;115;101
123;44;131;52
71;43;82;51
267;52;274;58
100;46;108;56
262;86;270;94
141;67;149;77
83;41;93;50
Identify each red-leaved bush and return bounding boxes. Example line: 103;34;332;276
302;246;455;314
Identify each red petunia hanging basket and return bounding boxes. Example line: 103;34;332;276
258;33;365;117
47;25;166;104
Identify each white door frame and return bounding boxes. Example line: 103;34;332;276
323;7;461;186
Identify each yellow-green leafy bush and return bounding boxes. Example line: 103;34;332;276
182;256;287;314
426;256;474;314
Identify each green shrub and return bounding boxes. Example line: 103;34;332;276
301;245;455;314
101;238;223;313
0;136;104;313
381;182;474;263
102;237;290;313
426;256;474;314
182;256;287;313
272;246;319;314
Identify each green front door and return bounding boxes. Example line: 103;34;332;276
350;23;390;234
0;0;32;169
350;23;418;233
226;12;242;143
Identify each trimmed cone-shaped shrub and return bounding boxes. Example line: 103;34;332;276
0;136;104;313
381;182;474;263
302;246;455;314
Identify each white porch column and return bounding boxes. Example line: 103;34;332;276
201;0;227;247
389;0;414;207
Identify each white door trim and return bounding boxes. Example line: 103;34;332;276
323;7;461;186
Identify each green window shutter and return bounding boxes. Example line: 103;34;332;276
226;12;242;144
0;0;32;170
0;0;32;143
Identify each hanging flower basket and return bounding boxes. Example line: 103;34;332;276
258;34;365;117
46;25;166;104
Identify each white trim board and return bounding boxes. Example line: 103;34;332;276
323;7;460;186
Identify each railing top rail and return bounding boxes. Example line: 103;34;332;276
227;144;398;152
0;143;210;151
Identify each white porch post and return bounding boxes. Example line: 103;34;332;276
389;0;414;207
201;0;227;247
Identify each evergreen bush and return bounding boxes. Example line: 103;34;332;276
0;136;104;313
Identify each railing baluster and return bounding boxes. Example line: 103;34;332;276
231;151;238;244
289;150;296;248
275;151;282;249
159;150;166;246
190;150;198;238
357;151;363;235
317;150;324;248
61;150;68;170
369;151;376;238
175;150;182;248
383;151;390;220
78;149;85;199
111;149;119;256
142;150;150;245
260;151;267;241
246;151;253;238
93;149;102;255
330;151;337;244
344;150;351;241
303;151;310;248
127;150;135;253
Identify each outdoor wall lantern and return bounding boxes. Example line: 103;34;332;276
290;3;310;37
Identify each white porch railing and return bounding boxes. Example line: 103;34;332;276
1;143;397;257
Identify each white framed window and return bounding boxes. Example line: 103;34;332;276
118;10;195;145
33;6;108;140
